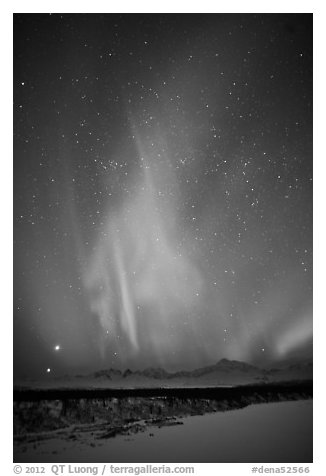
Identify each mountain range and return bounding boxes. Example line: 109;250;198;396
15;358;313;389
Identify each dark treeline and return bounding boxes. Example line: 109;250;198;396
14;380;312;402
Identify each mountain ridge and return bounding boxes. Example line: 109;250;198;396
91;358;262;380
14;358;312;389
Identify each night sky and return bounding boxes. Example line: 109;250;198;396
14;14;312;379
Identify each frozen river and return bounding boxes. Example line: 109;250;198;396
15;399;312;463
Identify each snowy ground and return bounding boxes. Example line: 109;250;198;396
14;400;312;463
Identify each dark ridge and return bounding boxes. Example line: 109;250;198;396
13;379;312;402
